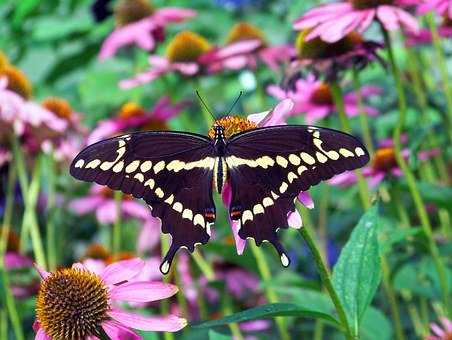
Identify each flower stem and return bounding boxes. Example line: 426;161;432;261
297;219;353;340
0;165;24;340
352;67;374;154
330;80;372;209
24;157;47;268
382;28;450;314
249;244;291;340
45;154;57;270
160;236;174;340
112;191;122;256
426;14;452;140
191;249;215;280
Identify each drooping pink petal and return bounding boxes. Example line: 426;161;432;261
96;200;118;224
109;281;178;303
329;171;358;187
287;210;302;229
35;328;51;340
69;196;105;215
152;7;197;24
82;259;107;275
138;217;161;253
377;6;400;31
108;308;187;332
122;200;151;220
222;182;247;255
298;191;314;209
119;68;164;89
368;171;386;188
34;264;50;280
100;258;145;285
218;40;262;59
102;320;142;340
172;62;199;75
394;8;420;34
249;99;293;127
87;120;122;145
430;322;445;337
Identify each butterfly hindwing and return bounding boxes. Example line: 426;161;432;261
70;131;216;273
225;125;369;265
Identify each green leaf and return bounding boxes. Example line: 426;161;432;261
192;303;340;329
332;205;382;337
361;306;393;340
402;181;452;210
208;330;232;340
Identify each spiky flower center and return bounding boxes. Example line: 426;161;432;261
351;0;393;9
226;22;266;46
208;116;257;139
36;268;109;340
0;51;9;71
114;0;154;26
311;83;333;105
372;147;397;172
296;30;363;60
42;97;73;120
166;31;211;63
0;66;32;99
84;243;110;261
117;102;146;119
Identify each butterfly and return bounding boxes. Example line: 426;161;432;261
70;111;369;274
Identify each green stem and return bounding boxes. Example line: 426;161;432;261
381;257;406;340
298;222;353;340
0;269;24;340
352;68;374;154
112;191;122;255
426;14;452;140
191;249;215;280
0;309;6;340
45;154;57;270
382;28;450;314
249;244;291;340
160;236;174;340
330;81;372;209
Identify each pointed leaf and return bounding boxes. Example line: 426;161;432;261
192;303;340;329
332;205;382;337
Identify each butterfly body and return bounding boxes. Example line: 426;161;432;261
71;119;369;274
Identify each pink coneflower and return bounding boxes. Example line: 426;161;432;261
120;31;215;89
69;185;161;253
207;22;295;72
418;0;452;18
294;0;419;43
406;17;452;46
427;317;452;340
214;100;314;254
33;258;186;339
87;97;186;144
99;0;196;60
330;137;440;188
268;74;380;124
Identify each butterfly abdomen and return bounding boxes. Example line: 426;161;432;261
213;157;228;193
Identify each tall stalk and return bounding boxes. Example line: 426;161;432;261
382;28;450;314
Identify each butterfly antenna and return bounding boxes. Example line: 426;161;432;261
196;90;216;121
226;91;243;116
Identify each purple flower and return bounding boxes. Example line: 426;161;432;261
427;317;452;340
99;7;196;60
87;98;186;144
120;31;215;89
406;19;452;46
330;137;440;188
294;0;419;43
268;74;380;124
34;258;186;339
418;0;452;18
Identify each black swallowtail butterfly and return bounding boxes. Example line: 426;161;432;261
70;117;369;274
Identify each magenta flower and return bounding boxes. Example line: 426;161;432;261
206;22;295;72
34;258;186;339
330;138;440;188
120;31;215;89
268;74;380;124
418;0;452;18
0;77;67;137
99;7;196;60
406;19;452;46
294;0;419;43
221;99;314;254
427;317;452;340
87;97;186;144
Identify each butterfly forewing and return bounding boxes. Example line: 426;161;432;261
70;131;216;273
225;125;369;265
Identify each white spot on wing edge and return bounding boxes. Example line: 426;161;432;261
280;253;290;267
355;147;365;156
140;161;153;172
74;159;84;168
160;260;170;274
86;159;101;169
153;160;166;174
339;148;354;158
242;210;253;224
